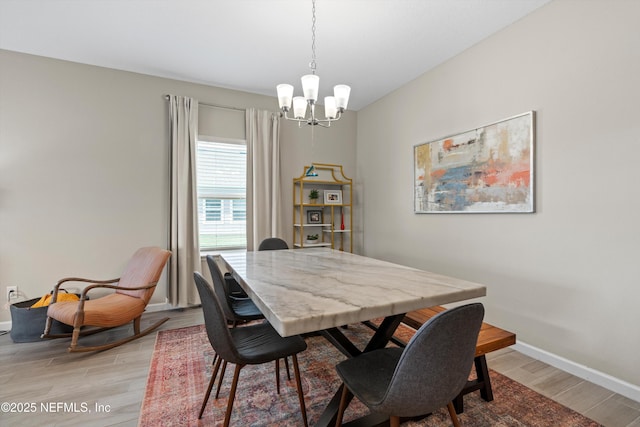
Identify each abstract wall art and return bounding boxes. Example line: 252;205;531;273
414;111;535;213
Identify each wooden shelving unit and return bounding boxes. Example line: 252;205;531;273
292;163;352;252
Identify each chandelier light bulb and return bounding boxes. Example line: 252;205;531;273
334;85;351;111
292;96;308;119
324;96;337;119
276;84;294;110
301;74;320;102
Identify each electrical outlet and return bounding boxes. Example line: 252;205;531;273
6;286;17;302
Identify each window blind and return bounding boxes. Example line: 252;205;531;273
196;140;247;250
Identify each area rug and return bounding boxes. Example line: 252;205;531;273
139;322;602;427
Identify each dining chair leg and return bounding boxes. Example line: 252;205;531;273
447;402;461;427
223;364;244;427
215;360;228;398
292;354;309;427
211;353;222;385
199;356;222;419
276;358;291;391
335;383;350;427
390;415;400;427
285;356;291;379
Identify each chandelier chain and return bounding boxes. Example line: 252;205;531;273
310;0;317;74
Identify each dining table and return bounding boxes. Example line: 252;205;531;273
218;248;487;427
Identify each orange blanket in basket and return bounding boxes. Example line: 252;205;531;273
31;292;79;308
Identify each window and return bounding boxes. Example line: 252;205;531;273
196;139;247;250
204;199;222;221
231;199;246;221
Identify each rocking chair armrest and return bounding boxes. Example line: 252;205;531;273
79;281;158;297
51;277;120;304
73;281;159;320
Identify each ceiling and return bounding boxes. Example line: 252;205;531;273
0;0;551;111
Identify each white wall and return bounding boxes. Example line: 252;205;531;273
357;0;640;391
0;49;357;322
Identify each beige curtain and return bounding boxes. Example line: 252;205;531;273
168;95;200;306
246;108;282;251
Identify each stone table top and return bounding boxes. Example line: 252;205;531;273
218;248;486;337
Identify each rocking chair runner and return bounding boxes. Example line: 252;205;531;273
41;247;171;352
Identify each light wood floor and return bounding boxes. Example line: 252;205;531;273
1;307;638;427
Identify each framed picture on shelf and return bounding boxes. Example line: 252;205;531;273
307;210;322;224
324;190;343;204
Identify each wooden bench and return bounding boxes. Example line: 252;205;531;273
401;306;516;413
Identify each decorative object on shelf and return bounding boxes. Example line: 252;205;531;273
340;210;345;230
324;190;342;204
305;165;318;177
276;0;351;128
309;189;319;203
414;111;535;214
307;210;322;224
306;234;319;244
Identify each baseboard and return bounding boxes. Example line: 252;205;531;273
145;300;174;313
0;320;10;332
513;341;640;403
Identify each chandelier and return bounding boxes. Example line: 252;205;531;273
276;0;351;127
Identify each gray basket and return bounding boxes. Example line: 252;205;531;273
9;298;75;343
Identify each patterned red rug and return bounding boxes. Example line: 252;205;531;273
139;322;602;427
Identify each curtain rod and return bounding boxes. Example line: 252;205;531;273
164;95;245;113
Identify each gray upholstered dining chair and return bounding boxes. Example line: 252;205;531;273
205;255;291;396
206;255;293;390
334;303;484;427
258;237;289;251
257;238;293;375
206;255;263;326
193;272;309;427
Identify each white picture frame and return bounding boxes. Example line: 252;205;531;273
324;190;343;204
